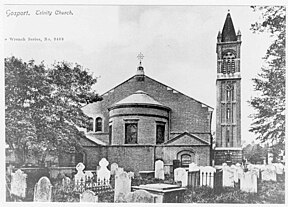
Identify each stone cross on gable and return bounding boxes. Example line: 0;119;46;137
137;52;144;65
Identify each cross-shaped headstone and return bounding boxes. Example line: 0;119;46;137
137;52;144;65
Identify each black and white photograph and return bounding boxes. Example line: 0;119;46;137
3;0;286;204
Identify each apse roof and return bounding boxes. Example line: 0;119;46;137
111;90;169;109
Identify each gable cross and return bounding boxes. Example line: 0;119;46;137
137;52;144;65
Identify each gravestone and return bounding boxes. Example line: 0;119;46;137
174;168;188;187
97;158;111;184
128;171;135;179
34;176;53;202
125;190;156;203
114;171;131;202
199;166;216;188
273;163;285;175
155;160;165;180
222;163;234;187
62;176;71;190
80;190;98;202
85;171;94;179
10;169;27;198
240;170;257;193
116;167;124;176
188;162;199;172
234;163;243;183
262;164;277;181
75;162;86;185
110;163;119;176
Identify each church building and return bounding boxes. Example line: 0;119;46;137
79;55;213;173
76;11;242;173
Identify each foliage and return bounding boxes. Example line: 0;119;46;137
5;57;102;164
249;6;286;159
243;143;268;164
184;180;285;204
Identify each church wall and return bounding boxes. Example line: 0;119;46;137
106;145;154;173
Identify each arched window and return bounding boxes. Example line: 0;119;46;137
222;51;236;74
181;154;192;166
87;117;94;132
95;117;102;132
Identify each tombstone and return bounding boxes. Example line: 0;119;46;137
199;166;216;188
114;171;131;202
273;163;285;175
62;176;71;189
80;190;98;202
188;162;199;172
116;167;124;176
34;176;53;202
234;163;243;183
240;171;257;193
222;163;234;187
125;190;156;203
262;164;277;181
128;171;135;179
110;163;119;176
97;158;111;184
85;171;94;179
10;169;27;198
155;160;165;180
174;168;188;187
75;162;86;185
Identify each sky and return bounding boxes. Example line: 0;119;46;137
3;3;275;145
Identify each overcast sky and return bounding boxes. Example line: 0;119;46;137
4;4;275;145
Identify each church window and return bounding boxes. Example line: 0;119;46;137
156;123;165;144
226;128;230;147
222;51;236;74
226;107;231;122
95;117;102;132
87;117;94;132
181;154;192;166
125;123;138;144
109;124;112;145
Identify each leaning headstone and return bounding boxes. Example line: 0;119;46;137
125;190;156;203
110;163;119;176
34;176;52;202
222;163;234;187
10;169;27;198
80;190;98;202
97;158;111;184
262;164;277;181
199;166;216;188
240;170;257;193
174;167;188;187
155;160;165;180
75;162;86;185
114;171;131;202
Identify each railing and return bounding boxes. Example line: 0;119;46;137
74;175;114;195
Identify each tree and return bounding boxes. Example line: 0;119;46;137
5;56;102;165
249;6;285;160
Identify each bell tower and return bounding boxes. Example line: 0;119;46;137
214;12;242;165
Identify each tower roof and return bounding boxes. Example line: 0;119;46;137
221;12;237;42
